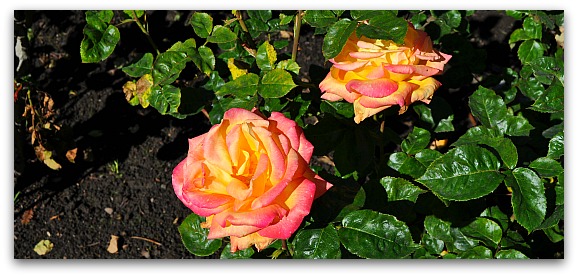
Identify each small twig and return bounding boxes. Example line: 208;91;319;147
235;11;256;50
130;236;162;246
292;10;303;61
201;108;210;120
132;11;160;56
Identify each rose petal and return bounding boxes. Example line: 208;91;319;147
349;51;384;59
331;60;369;71
353;99;389;124
229;233;276;252
257;178;316;239
182;190;233;217
409;77;441;104
319;71;359;103
357;81;419;109
383;64;441;77
346;78;399;98
203;124;233;174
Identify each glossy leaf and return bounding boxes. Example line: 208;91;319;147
529;157;564;178
247;10;272;22
421;232;444;255
256;40;277;71
207;25;237;44
458;246;492;259
149;85;181;115
178;213;222;256
536;205;564;230
517;40;546;64
258;68;296;98
505;168;547;232
414;149;442;168
495;249;529;259
293;225;341;259
322;19;357;60
80;11;120;63
339;210;419;258
279;13;294;25
531;78;564;113
190;12;213;38
220;243;254;259
380;177;426;203
152;51;188;86
528;56;564;85
355;14;408;44
350;10;396;21
460;217;502;248
401;127;431;155
388;152;426;179
424;215;478;253
122;53;153;77
216;73;259;97
275;59;300;75
452;126;518;169
303;10;338;28
320;101;354;118
417;145;503;201
480;205;510;231
547;132;564;159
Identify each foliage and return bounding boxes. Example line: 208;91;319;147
79;10;563;259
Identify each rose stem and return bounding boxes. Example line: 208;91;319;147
291;10;303;62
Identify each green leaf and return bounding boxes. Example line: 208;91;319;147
536;205;564;230
279;13;294;25
258;69;296;98
522;16;543;40
435;115;455;133
458;246;493;259
505;168;547;232
80;11;120;63
323;19;357;60
468;86;508;133
380;177;426;203
506;10;527;20
244;18;269;39
149;85;181;115
421;232;445;255
495;249;529;259
438;10;462;28
424;215;478;253
531;78;564;113
190;12;213;38
207;25;237;44
469;86;533;136
460;217;502;248
417;145;503;201
320;101;354;118
452;126;518;169
355;14;408;44
256;41;277;71
350;10;396;21
387;152;426;179
414;149;442;168
517;40;546;64
216;73;259;97
178;213;222;256
516;77;545;100
547;132;564;159
122;53;153;77
339;210;419;258
220;243;254;259
275;59;300;75
529;157;564;178
123;10;144;19
401;127;431;155
293;225;341;259
247;10;272;22
542;224;564;243
528;56;564;85
303;10;338;28
195;45;215;76
152;51;188;86
480;205;510;231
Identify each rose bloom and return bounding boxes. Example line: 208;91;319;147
172;108;332;252
319;23;452;124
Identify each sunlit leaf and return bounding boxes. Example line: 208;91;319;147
323;19;357;60
293;225;341;259
190;12;213;38
178;213;222;256
258;69;296;98
401;126;431;155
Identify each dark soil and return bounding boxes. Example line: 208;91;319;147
13;10;520;259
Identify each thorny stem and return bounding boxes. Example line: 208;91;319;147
133;11;160;56
235;10;257;50
291;10;303;61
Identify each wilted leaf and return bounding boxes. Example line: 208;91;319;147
34;239;54;256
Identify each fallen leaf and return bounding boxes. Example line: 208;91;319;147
280;30;293;39
107;235;119;254
21;209;34;224
34;239;54;256
66;148;77;163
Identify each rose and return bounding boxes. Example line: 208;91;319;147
172;108;332;252
319;23;452;124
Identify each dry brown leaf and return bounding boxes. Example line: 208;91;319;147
107;235;119;254
66;148;77;163
279;30;293;39
317;156;335;167
21;209;34;224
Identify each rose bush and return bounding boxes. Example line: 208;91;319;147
172;108;333;252
319;23;452;123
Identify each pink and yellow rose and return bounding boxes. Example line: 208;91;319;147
172;108;332;252
319;23;452;124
